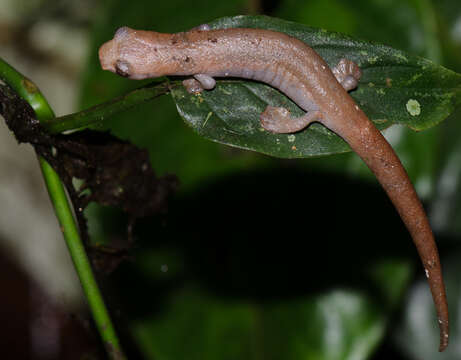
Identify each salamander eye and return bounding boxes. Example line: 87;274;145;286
114;26;131;40
115;60;131;77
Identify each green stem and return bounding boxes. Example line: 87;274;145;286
0;59;55;122
38;158;124;358
0;57;126;359
44;81;170;134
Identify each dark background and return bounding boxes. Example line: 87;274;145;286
1;0;461;359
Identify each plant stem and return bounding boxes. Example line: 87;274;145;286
0;59;55;122
0;57;126;359
38;158;125;359
43;81;170;134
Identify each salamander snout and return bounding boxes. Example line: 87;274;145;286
98;40;132;77
98;40;117;72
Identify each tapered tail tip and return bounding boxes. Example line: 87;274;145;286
438;319;449;352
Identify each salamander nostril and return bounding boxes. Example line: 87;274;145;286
115;60;131;77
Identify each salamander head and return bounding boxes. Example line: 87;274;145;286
99;26;175;80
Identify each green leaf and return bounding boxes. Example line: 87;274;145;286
172;81;349;158
259;290;386;360
171;15;461;158
132;287;387;360
133;288;256;360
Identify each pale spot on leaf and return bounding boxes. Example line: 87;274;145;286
406;99;421;116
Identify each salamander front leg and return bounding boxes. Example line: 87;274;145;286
260;106;323;133
191;23;211;31
182;74;216;94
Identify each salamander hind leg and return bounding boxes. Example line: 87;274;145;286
332;59;362;91
182;74;216;94
260;106;323;133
